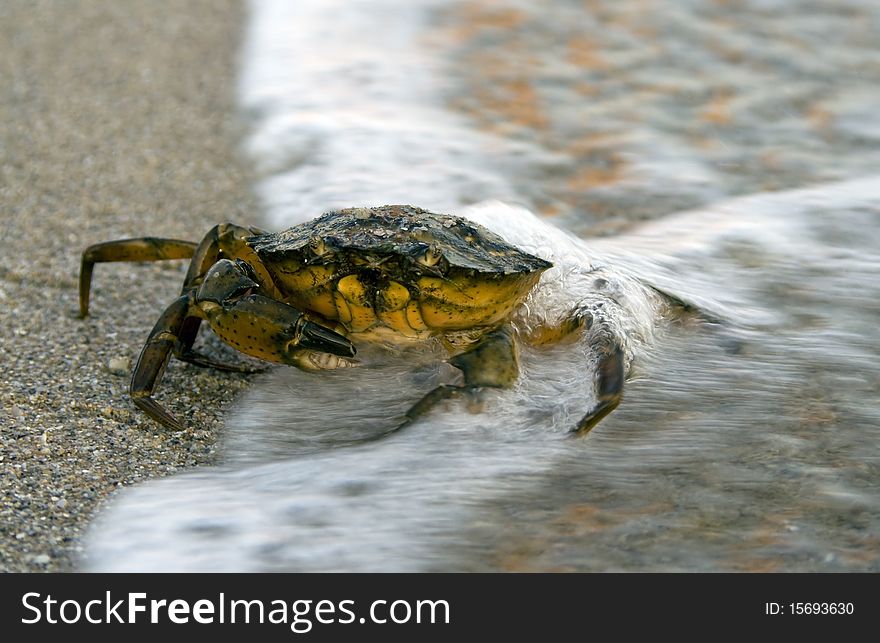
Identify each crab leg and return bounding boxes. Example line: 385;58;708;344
129;294;195;431
130;259;356;430
183;223;273;292
572;345;624;436
402;325;519;427
80;224;277;371
131;297;356;431
79;237;198;317
402;316;625;435
79;235;253;373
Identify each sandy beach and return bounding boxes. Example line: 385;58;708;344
0;0;258;571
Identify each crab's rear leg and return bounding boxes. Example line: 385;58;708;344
572;344;624;436
503;297;629;436
78;235;252;372
80;223;275;371
551;302;626;436
79;238;197;317
530;305;627;435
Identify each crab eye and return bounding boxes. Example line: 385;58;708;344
235;259;259;284
309;236;330;257
416;245;443;267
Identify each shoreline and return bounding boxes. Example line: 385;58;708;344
0;0;259;571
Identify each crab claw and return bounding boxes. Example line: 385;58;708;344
199;291;355;367
296;320;356;358
193;258;355;367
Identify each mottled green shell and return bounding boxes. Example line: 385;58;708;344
247;205;552;275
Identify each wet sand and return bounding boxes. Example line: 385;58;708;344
0;0;259;571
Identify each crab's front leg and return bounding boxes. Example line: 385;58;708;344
131;259;356;430
403;325;519;426
129;293;197;430
401;318;624;436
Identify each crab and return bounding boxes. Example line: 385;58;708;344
79;205;624;434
